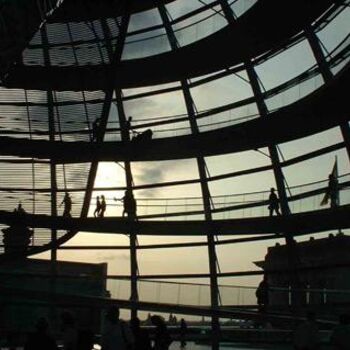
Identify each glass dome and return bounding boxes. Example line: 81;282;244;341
0;0;349;342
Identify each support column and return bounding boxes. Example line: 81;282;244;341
245;64;303;308
219;0;303;308
305;25;350;160
245;63;290;215
219;0;290;213
115;89;139;318
158;4;220;349
81;12;130;218
100;12;138;317
41;25;58;330
182;83;221;348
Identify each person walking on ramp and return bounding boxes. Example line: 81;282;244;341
60;193;72;217
94;196;101;217
268;187;281;216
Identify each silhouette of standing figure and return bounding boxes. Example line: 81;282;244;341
99;195;106;217
101;306;134;350
126;116;136;140
122;190;137;219
94;196;101;217
92;117;101;142
125;116;132;130
256;277;269;312
328;173;339;209
150;315;172;350
61;193;72;217
268;188;280;216
14;202;26;215
179;318;188;348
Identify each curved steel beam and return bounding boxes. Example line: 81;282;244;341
3;0;336;89
0;66;348;162
47;0;176;22
0;205;349;236
0;285;335;324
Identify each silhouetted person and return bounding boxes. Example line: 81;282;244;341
321;172;339;208
256;277;269;312
126;116;137;140
92;117;101;141
179;318;187;348
24;317;58;350
133;129;153;143
61;193;72;217
94;196;101;217
150;315;172;350
125;116;132;130
14;202;26;215
100;195;106;217
12;203;27;227
130;317;151;350
268;187;280;216
2;204;33;253
330;313;350;350
168;314;177;325
328;173;339;209
101;306;134;350
60;311;78;350
293;311;319;350
121;190;137;220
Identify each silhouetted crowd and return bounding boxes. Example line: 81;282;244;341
3;304;350;350
18;307;175;350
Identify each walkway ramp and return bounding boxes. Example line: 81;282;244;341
0;66;349;162
0;205;349;236
0;284;336;326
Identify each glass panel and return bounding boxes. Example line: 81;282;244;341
255;39;317;91
265;74;323;112
278;128;342;159
128;8;163;32
231;0;258;18
166;0;207;19
123;28;171;59
317;7;350;56
173;5;227;47
205;149;271;176
191;70;253;110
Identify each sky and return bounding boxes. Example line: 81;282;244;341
5;0;349;314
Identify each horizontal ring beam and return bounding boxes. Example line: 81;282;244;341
0;205;349;236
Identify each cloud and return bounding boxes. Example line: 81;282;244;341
96;252;129;262
123;97;159;120
134;164;169;197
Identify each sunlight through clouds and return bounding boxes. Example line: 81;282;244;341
24;0;350;307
